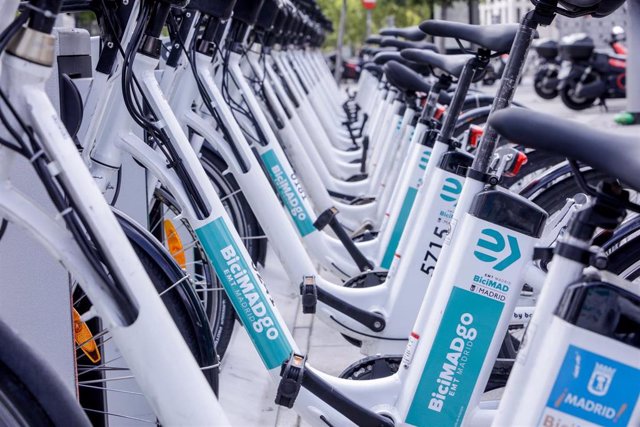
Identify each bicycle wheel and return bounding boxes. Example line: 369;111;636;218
200;145;265;265
502;150;566;193
608;235;640;279
147;146;266;357
0;319;90;426
528;169;608;214
75;216;218;426
149;189;235;358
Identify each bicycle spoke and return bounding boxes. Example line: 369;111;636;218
83;408;158;424
78;375;136;385
220;188;242;202
77;354;125;376
75;327;111;351
158;275;190;297
80;384;145;396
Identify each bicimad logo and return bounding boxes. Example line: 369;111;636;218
587;363;616;396
439;177;462;202
473;228;521;271
418;149;431;171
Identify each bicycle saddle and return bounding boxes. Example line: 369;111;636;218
419;20;518;54
379;26;426;41
188;0;237;19
380;37;439;52
373;52;430;75
384;60;432;95
401;49;472;79
489;108;640;192
559;0;625;17
256;0;282;31
365;35;383;45
233;0;267;25
363;63;384;79
362;47;395;56
373;51;406;65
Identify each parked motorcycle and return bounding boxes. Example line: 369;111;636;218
558;30;626;110
533;39;561;99
482;55;507;86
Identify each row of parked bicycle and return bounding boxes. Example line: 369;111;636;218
533;26;626;109
0;0;638;425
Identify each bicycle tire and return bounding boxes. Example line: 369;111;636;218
529;170;608;214
76;221;218;425
606;234;640;279
200;145;266;265
149;189;235;359
0;319;90;426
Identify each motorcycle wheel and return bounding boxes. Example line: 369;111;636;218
560;74;597;110
533;73;558;100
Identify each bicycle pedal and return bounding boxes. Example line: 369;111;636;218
275;353;306;408
300;276;317;314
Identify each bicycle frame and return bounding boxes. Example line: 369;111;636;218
149;13;575;362
0;5;226;423
494;186;640;426
65;3;596;426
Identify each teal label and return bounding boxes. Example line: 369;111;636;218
261;149;315;237
541;345;640;427
406;287;504;426
440;177;463;202
418;149;431;171
381;187;418;269
473;228;521;271
196;218;292;369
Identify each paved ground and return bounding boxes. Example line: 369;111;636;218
219;81;637;427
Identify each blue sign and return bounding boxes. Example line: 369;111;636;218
544;345;640;426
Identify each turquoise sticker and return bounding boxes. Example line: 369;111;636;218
196;218;292;369
439;177;462;203
381;187;418;269
473;228;521;271
406;287;504;426
261;149;315;237
418;149;431;171
542;345;640;427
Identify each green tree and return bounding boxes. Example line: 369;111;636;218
316;0;432;50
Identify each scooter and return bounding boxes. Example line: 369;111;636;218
533;39;561;99
557;31;626;110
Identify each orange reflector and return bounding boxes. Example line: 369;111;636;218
164;220;186;269
73;308;101;364
434;105;446;121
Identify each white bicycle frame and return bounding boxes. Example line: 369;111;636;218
0;4;226;424
269;48;414;216
53;6;603;427
230;43;432;266
210;37;562;356
62;6;503;425
148;16;581;364
494;204;640;425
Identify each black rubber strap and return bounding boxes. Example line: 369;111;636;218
313;207;338;231
555;242;592;265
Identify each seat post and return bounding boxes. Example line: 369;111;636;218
436;54;488;146
420;74;451;121
470;3;557;176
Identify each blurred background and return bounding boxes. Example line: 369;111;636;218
320;0;629;81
